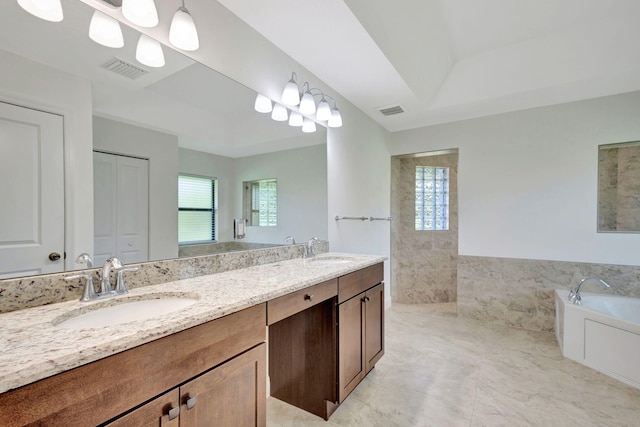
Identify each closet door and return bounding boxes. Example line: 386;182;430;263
94;152;148;265
0;102;64;278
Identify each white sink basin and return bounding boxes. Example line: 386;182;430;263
307;256;355;265
54;295;199;329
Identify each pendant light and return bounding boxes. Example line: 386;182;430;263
281;73;300;106
254;94;273;113
316;95;332;122
17;0;63;22
89;10;124;48
299;88;316;115
169;1;199;51
122;0;159;28
288;111;303;127
328;106;343;128
302;118;317;133
136;34;165;68
271;104;288;122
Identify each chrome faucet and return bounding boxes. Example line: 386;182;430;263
100;257;123;294
303;237;320;258
568;277;610;305
285;235;296;245
75;252;94;268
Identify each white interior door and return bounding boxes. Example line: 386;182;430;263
93;152;149;266
0;102;64;278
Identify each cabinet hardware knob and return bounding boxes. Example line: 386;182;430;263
304;294;314;301
186;396;197;410
362;296;371;303
48;252;61;261
168;406;180;420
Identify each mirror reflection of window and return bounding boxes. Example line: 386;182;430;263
243;179;278;227
179;174;218;243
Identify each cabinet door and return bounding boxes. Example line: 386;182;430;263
104;389;180;427
338;295;364;402
364;283;385;372
180;343;266;427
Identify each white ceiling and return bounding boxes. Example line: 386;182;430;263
218;0;640;132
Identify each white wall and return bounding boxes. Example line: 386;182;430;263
93;116;179;261
327;103;392;304
390;91;640;266
234;143;328;244
0;49;93;271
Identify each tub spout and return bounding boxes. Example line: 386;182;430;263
568;277;610;305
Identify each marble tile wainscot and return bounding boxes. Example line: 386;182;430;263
457;255;640;332
0;241;328;314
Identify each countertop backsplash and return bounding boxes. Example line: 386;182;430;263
0;241;328;314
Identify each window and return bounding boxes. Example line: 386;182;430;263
415;166;449;231
243;179;277;226
178;174;217;243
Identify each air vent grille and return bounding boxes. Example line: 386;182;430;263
377;105;404;116
101;58;148;80
377;105;405;116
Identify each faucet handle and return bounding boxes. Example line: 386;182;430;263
114;267;139;294
65;273;96;302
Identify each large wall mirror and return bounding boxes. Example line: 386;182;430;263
598;141;640;233
0;1;327;279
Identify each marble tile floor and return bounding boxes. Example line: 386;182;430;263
267;303;640;427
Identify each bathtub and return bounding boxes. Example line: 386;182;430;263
555;289;640;390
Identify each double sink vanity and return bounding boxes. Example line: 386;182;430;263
0;253;385;426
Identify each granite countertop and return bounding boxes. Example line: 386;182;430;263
0;253;385;394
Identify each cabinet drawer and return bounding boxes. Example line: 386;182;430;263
268;279;337;325
338;263;383;304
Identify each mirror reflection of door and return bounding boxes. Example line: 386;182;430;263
93;151;149;266
0;102;64;278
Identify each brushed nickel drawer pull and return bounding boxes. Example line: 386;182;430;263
186;396;197;410
168;406;180;420
304;294;314;301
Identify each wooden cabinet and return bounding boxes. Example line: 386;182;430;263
105;344;266;427
269;263;385;419
0;304;266;427
338;264;384;403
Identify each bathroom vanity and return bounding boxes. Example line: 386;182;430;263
0;254;385;426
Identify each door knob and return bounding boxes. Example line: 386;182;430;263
48;252;61;261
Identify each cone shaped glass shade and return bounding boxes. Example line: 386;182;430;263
89;10;124;48
254;94;273;113
122;0;159;28
169;6;199;51
288;111;303;127
136;34;165;68
299;91;316;115
18;0;63;22
328;107;343;128
302;118;317;133
271;104;288;121
316;99;332;121
282;80;300;106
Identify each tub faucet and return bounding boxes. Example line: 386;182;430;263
285;236;296;245
303;237;320;258
568;277;610;305
100;257;123;294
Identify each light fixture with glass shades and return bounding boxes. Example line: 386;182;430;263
89;10;124;48
253;72;343;133
19;0;202;70
122;0;159;28
17;0;63;22
169;1;199;51
136;34;165;68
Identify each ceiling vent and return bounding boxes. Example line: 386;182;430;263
376;104;405;116
101;58;148;80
